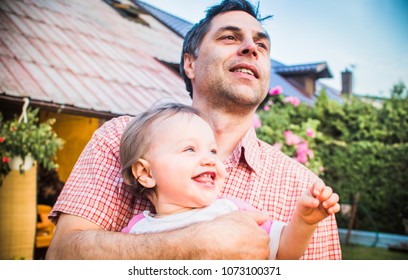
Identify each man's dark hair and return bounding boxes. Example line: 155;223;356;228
180;0;271;96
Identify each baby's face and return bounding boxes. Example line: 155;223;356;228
144;113;226;215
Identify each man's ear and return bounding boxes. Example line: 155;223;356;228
131;159;156;188
183;53;196;79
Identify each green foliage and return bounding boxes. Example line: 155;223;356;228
256;83;408;234
0;107;64;185
321;141;408;234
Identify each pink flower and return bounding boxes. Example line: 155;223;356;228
253;114;262;129
306;128;316;138
284;96;300;107
296;153;308;164
296;141;313;164
284;130;301;146
2;157;10;163
296;141;309;153
263;105;270;111
267;100;273;105
269;85;283;95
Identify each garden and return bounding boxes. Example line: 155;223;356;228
255;82;408;236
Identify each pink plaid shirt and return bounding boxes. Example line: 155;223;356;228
50;116;341;260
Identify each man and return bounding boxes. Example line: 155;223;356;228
47;0;341;259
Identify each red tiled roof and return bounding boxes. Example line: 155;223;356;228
0;0;191;118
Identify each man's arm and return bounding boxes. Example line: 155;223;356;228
46;210;270;260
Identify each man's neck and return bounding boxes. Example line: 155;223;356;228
213;122;250;161
193;101;255;161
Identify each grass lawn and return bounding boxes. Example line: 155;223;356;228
341;243;408;260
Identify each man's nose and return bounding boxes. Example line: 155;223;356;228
239;39;258;59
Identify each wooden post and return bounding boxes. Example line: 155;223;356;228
345;192;360;245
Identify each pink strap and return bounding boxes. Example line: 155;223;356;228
223;197;272;233
121;212;145;233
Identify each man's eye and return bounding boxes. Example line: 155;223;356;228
257;42;268;50
222;35;236;40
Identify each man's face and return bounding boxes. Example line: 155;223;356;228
188;11;271;110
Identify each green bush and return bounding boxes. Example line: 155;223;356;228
320;141;408;234
256;82;408;234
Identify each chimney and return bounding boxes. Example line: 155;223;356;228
341;69;353;95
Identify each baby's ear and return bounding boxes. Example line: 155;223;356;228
131;159;156;188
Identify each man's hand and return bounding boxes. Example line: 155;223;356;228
192;210;270;259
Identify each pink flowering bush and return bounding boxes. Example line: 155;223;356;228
255;86;325;175
284;96;301;107
258;82;408;235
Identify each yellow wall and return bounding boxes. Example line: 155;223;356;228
40;112;100;182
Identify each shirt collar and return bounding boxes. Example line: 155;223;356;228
223;127;262;174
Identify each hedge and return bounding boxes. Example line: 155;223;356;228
256;82;408;234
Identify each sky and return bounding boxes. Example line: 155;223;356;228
141;0;408;97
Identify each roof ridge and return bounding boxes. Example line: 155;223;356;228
132;0;194;38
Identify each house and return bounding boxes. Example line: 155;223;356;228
0;0;344;182
0;0;191;181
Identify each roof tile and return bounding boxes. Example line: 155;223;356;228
20;18;48;41
0;55;48;100
0;57;24;94
0;31;31;61
29;38;63;68
10;33;49;64
0;10;19;32
7;13;35;36
74;51;105;78
0;35;13;57
58;70;98;109
0;1;13;14
4;0;26;17
22;61;67;104
104;82;139;113
39;65;79;104
20;3;44;22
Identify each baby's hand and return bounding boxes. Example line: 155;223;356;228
297;179;340;225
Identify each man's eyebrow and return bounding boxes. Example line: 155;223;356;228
256;30;270;41
215;26;270;41
215;25;241;35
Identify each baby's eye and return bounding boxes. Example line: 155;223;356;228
184;147;196;152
